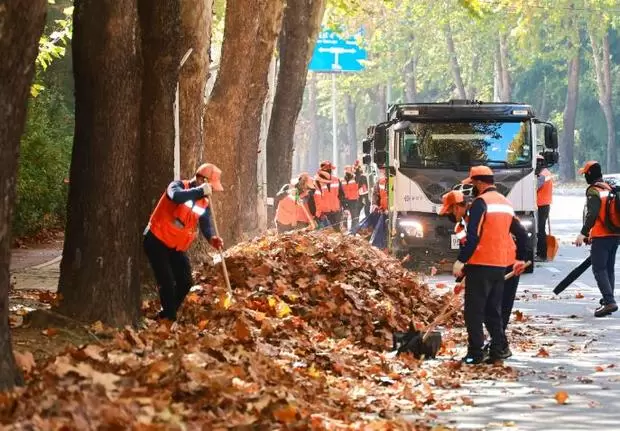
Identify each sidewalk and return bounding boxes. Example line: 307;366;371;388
10;244;62;291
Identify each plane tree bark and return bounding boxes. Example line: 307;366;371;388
0;0;47;390
265;0;325;208
589;29;616;173
202;0;285;245
444;20;467;99
57;0;142;326
560;52;579;181
179;0;213;177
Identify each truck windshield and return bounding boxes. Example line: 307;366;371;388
399;120;531;169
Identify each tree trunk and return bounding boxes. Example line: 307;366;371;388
444;20;466;100
498;33;512;102
308;73;319;173
589;30;616;173
202;0;285;245
179;0;213;177
467;53;479;100
404;57;417;103
137;0;181;285
57;0;142;326
265;0;325;207
560;53;579;182
345;94;357;164
0;0;47;391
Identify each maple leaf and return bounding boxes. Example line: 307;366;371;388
514;310;526;322
575;292;585;299
233;317;252;342
535;347;550;358
554;391;569;404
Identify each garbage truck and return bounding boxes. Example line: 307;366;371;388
361;99;559;272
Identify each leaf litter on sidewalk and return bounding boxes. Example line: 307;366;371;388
4;230;517;429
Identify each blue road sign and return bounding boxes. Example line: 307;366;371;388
309;29;367;73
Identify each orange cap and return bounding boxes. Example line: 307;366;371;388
469;165;494;178
195;163;223;191
578;160;599;175
438;191;465;215
297;172;315;189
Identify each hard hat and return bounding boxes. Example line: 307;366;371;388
195;163;223;191
578;160;600;175
439;190;465;215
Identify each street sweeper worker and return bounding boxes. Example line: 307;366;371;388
536;155;554;261
576;161;620;317
451;166;528;364
315;160;344;230
275;172;316;233
143;163;224;322
342;165;361;225
354;160;370;218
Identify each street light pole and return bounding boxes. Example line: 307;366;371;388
331;73;338;173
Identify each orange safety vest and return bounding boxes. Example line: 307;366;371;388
275;192;311;226
537;168;553;206
318;176;341;212
312;190;325;218
342;179;359;200
467;191;516;267
589;182;620;238
148;180;209;252
378;178;388;210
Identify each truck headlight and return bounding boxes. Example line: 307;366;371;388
399;219;424;238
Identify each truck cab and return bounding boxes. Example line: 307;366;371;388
363;100;559;271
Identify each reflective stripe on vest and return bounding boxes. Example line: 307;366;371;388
148;180;209;251
537;169;553;206
468;191;516;267
321;177;341;212
590;183;620;238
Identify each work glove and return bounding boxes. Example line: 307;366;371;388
513;260;527;276
199;182;212;197
209;236;223;250
452;260;465;278
574;233;587;247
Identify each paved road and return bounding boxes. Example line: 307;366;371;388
426;194;620;430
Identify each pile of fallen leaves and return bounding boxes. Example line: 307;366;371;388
2;230;519;430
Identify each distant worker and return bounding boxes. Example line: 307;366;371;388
274;172;316;233
342;165;361;228
143;163;224;322
575;161;620;317
354;160;370;218
316;161;344;231
373;167;389;213
452;166;528;364
536;155;553;261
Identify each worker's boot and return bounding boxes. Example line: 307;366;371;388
487;345;512;363
461;349;488;365
594;303;618;317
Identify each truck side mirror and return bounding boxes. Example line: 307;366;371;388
362;138;372;154
544;124;558;149
374;150;387;168
374;127;387;151
543;150;559;167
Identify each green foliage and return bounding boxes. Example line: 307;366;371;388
14;89;73;237
32;4;73;96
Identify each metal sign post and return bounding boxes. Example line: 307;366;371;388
308;30;367;173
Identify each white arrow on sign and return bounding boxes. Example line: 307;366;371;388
318;46;357;70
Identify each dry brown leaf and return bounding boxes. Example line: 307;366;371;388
460;396;474;406
514;310;526;322
13;350;35;374
535;347;550;358
234;317;252;342
595;366;605;372
575;292;585;299
554;391;569;404
42;328;58;336
273;404;297;424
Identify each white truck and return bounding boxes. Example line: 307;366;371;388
362;99;559;272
